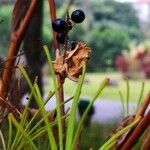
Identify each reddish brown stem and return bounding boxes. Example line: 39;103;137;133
115;92;150;149
0;0;38;99
137;91;150;117
140;128;150;150
48;0;60;58
48;0;65;134
0;97;20;121
121;111;150;150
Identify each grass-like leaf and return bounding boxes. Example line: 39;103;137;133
0;129;6;150
7;115;12;150
125;79;130;116
44;45;64;150
72;78;109;149
9;114;38;150
65;65;86;150
19;66;57;150
99;116;141;150
136;82;145;112
119;90;125;117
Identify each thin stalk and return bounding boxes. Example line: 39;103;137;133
0;129;6;150
137;91;150;117
125;79;130;116
136;82;145;113
121;111;150;150
9;114;38;150
19;66;57;150
48;0;66;142
0;0;38;99
65;66;86;150
7;116;12;150
119;91;125;117
72;78;109;149
99;117;141;150
44;46;63;150
104;141;116;150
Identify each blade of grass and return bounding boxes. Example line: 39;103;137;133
72;78;109;149
9;114;38;150
34;83;58;150
23;91;54;135
0;129;6;150
19;66;57;150
136;82;145;112
99;116;141;150
18;111;69;149
44;45;63;150
10;81;35;149
125;79;130;116
104;141;116;150
119;91;125;117
65;65;86;150
7;114;12;150
27;96;72;137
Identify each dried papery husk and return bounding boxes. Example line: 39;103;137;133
53;42;91;81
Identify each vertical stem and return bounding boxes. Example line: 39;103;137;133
48;0;65;133
0;0;38;120
48;0;60;58
0;0;38;99
0;42;18;98
121;111;150;150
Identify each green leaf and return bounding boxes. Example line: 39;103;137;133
19;66;57;150
65;65;86;150
99;117;141;150
44;45;63;150
0;129;6;150
72;78;109;149
9;114;37;150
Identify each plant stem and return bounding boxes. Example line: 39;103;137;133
115;92;150;149
48;0;65;134
121;110;150;150
0;0;37;98
0;0;38;118
137;91;150;117
140;128;150;150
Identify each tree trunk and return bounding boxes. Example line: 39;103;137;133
23;0;44;108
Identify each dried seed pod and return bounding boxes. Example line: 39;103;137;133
53;42;91;81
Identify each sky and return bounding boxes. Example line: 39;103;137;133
116;0;150;3
115;0;150;22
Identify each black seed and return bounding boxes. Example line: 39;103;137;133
71;9;85;23
52;19;66;32
56;32;66;44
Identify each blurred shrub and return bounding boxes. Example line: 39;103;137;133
0;5;12;55
0;0;142;72
86;28;129;71
115;44;150;79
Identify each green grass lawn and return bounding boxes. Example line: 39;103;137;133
45;72;150;102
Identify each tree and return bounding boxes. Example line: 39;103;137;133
87;28;129;71
23;0;44;108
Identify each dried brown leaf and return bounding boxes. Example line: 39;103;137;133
53;42;91;81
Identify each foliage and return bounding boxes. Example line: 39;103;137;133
0;47;110;150
0;5;12;55
115;43;150;79
0;0;142;71
86;28;129;70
